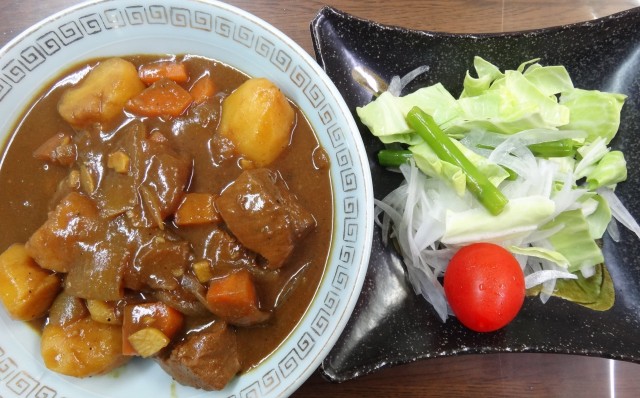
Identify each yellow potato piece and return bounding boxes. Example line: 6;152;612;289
0;244;61;321
41;317;128;377
128;327;170;357
58;57;145;127
219;78;294;167
86;299;122;325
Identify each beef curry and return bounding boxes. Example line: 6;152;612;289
0;55;332;390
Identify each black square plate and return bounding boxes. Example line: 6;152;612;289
311;6;640;382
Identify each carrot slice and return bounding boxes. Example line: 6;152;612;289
125;78;193;117
174;193;220;226
33;133;76;166
121;302;184;356
206;269;269;326
139;61;188;85
190;75;216;103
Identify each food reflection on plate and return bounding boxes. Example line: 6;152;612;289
0;54;332;391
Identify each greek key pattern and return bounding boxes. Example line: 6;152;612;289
0;344;65;398
1;3;365;398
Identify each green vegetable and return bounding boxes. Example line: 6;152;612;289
543;209;604;272
509;245;570;269
442;196;555;245
559;88;626;144
377;149;412;167
528;263;615;311
583;194;611;240
586;151;627;189
528;139;576;158
356;83;461;145
357;56;582;139
406;107;508;215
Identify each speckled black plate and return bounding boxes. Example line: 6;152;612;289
310;6;640;382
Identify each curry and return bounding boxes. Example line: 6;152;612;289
0;55;332;390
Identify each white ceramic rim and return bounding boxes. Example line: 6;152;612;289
0;1;374;397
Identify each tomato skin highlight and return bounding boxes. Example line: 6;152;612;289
444;242;525;332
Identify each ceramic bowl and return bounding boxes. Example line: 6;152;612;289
311;5;640;382
0;1;373;397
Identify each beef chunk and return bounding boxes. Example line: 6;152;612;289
215;169;315;269
201;225;257;270
156;321;240;391
126;237;191;291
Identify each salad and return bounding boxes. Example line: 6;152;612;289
357;56;640;330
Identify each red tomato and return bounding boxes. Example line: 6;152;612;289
444;242;525;332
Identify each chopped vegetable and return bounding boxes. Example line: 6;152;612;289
406;107;509;215
107;150;131;174
190;75;216;103
0;244;61;320
206;269;270;326
219;78;294;167
58;57;145;127
174;193;220;226
192;260;213;283
125;78;193;117
127;327;170;357
33;133;76;166
86;300;122;325
139;61;189;85
378;149;413;167
122;302;184;356
41;316;127;377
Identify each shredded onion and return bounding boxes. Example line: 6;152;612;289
598;187;640;239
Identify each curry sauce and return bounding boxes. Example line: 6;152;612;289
0;55;332;389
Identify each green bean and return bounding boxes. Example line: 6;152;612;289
377;149;413;167
528;139;575;158
406;107;509;215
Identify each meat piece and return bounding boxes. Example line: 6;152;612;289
124;123;191;228
126;237;191;291
201;225;257;270
25;192;100;272
156;321;240;390
215;169;315;269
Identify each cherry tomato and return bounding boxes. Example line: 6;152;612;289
444;242;525;332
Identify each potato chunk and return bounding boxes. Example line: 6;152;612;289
219;78;294;167
0;244;61;320
41;317;128;377
58;58;145;127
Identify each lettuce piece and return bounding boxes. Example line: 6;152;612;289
460;56;504;98
442;196;555;245
521;65;574;97
410;140;510;196
509;245;571;268
543;209;604;272
552;264;615;311
447;69;571;135
583;194;612;240
574;136;609;178
527;263;615;311
356;84;461;145
559;88;626;144
586;150;627;189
